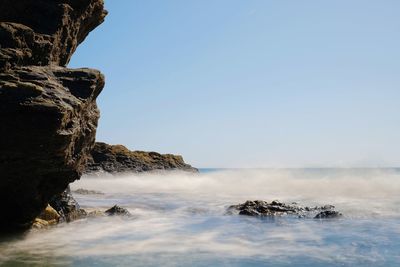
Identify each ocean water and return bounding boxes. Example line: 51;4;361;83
1;168;400;267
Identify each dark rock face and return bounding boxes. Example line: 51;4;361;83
0;0;106;228
86;142;198;173
228;200;342;219
0;0;107;69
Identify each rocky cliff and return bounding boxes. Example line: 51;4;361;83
86;142;198;173
0;0;107;229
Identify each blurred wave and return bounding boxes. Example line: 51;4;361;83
1;169;399;266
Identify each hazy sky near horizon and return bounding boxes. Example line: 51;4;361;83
70;0;400;168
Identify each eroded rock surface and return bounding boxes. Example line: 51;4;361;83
0;0;106;229
228;200;342;219
86;142;198;173
0;0;107;69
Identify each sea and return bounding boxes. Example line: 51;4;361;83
0;168;399;267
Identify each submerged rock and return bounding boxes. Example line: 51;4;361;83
85;206;131;218
228;200;342;219
87;210;105;218
105;205;131;216
0;0;107;229
85;142;198;174
314;210;342;219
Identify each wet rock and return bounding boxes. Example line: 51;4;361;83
37;205;61;222
85;142;198;174
32;205;60;229
49;186;87;222
105;205;131;216
228;200;342;219
0;0;106;229
314;210;342;219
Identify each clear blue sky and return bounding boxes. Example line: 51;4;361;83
70;0;400;168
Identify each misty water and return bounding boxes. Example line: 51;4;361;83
1;169;400;266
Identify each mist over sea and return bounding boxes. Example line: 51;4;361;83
1;168;399;266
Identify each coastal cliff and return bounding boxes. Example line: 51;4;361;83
0;0;107;229
86;142;198;173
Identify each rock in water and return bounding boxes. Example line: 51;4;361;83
0;0;107;229
50;186;87;222
105;205;131;217
228;200;342;219
32;204;61;229
314;210;342;219
86;142;198;173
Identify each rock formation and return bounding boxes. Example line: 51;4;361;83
86;142;198;173
50;186;88;222
32;205;61;229
0;0;106;68
0;0;107;229
228;200;342;219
